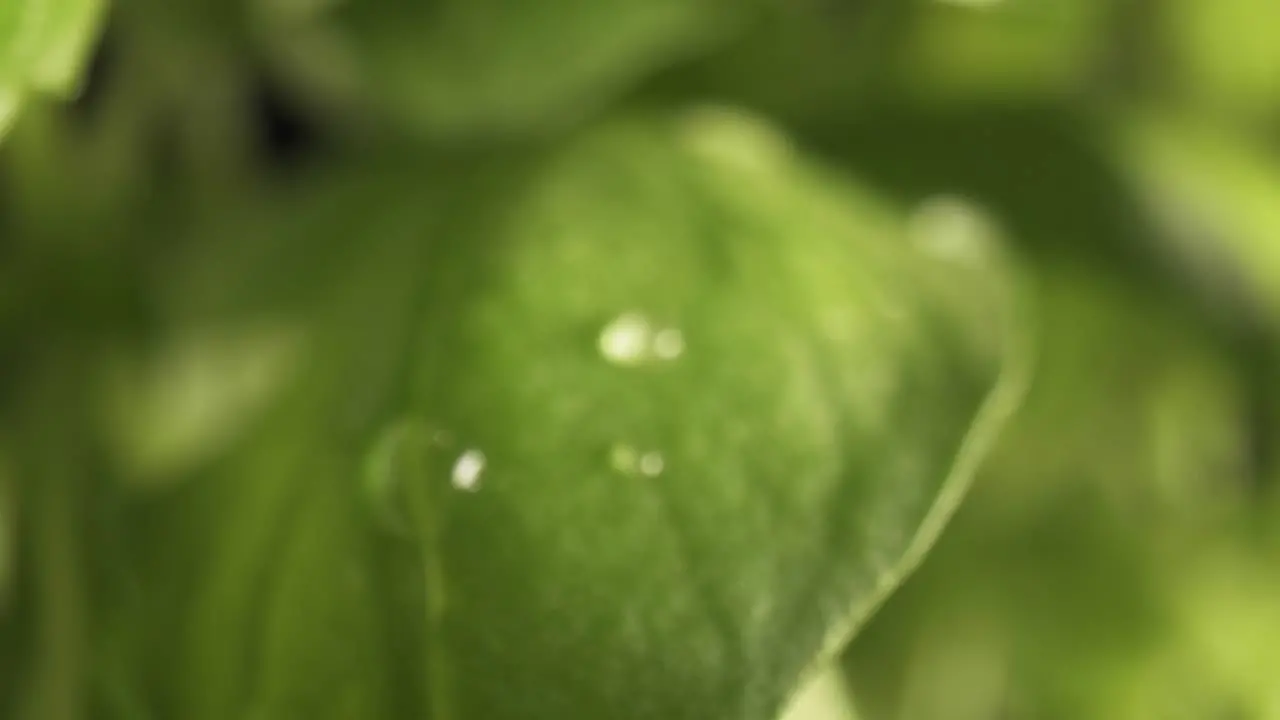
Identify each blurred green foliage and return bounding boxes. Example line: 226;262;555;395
3;0;1280;719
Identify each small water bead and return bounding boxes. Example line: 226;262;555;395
639;452;666;477
610;443;666;477
598;313;686;366
599;313;652;366
364;420;477;534
451;449;486;492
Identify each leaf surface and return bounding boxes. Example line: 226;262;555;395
265;0;760;136
183;108;1029;720
0;0;104;140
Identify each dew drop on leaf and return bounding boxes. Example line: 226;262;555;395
639;452;666;477
598;312;654;366
450;449;487;492
599;313;685;366
609;443;666;477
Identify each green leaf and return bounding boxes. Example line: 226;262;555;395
894;0;1113;103
261;0;761;137
0;445;13;615
842;258;1254;720
780;666;860;720
1112;116;1280;324
0;0;105;140
1162;0;1280;116
183;108;1028;720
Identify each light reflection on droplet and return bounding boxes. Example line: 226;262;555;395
908;194;991;264
599;313;653;366
610;444;666;477
639;452;666;477
451;449;486;492
653;328;686;360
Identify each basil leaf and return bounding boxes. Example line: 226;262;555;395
185;108;1028;720
261;0;760;137
0;0;104;139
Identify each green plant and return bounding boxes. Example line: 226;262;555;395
3;1;1280;719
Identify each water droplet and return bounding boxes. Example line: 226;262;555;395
909;195;992;264
599;314;687;367
599;313;653;366
610;444;666;477
451;449;486;492
653;328;686;360
639;452;666;477
610;443;640;474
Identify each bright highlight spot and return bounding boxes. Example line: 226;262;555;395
599;313;653;366
451;450;486;492
639;452;666;477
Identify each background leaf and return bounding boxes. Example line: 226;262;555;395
259;0;765;137
0;0;105;138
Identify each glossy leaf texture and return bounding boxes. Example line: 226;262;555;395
0;0;104;138
257;0;763;138
167;108;1030;720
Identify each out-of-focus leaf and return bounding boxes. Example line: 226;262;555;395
257;0;762;137
646;1;1116;132
182;108;1028;720
0;84;20;136
1162;0;1280;116
780;666;861;720
0;0;106;140
843;259;1253;720
1113;117;1280;325
1123;548;1280;719
98;323;304;485
0;446;12;614
641;2;888;127
894;0;1113;103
